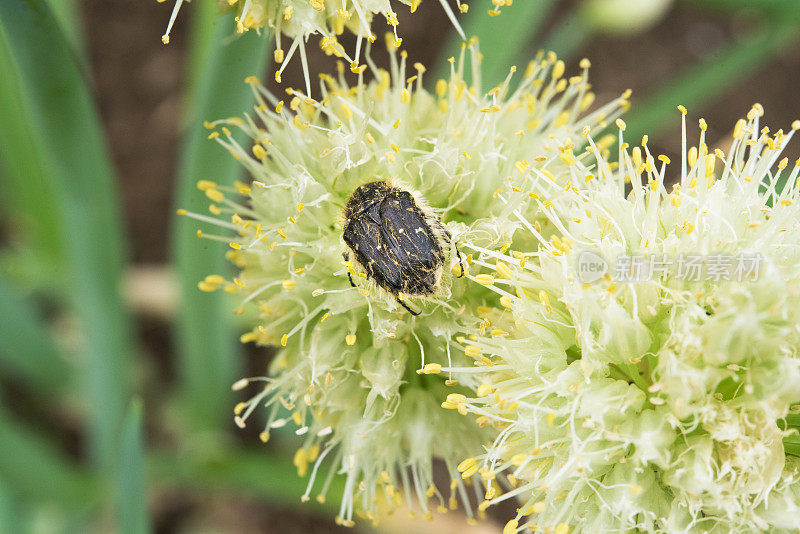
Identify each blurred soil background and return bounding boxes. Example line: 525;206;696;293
60;0;800;531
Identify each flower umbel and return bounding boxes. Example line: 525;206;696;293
182;42;626;525
158;0;510;95
450;107;800;532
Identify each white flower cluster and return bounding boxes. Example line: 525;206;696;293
160;0;513;94
445;106;800;532
182;42;627;525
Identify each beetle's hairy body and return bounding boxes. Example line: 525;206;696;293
343;181;456;310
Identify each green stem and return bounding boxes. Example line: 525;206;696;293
149;450;343;513
115;400;151;534
0;0;133;469
0;277;70;391
172;23;271;433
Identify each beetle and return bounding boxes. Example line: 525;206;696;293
341;180;464;315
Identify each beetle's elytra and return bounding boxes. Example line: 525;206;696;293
342;180;463;315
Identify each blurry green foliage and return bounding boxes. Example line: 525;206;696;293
172;8;271;438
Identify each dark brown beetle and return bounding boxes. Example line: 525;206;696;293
342;180;464;315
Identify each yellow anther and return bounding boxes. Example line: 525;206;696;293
291;411;303;426
416;362;441;375
197;281;217;292
345;333;356;346
495;261;513;279
447;394;467;405
232;378;249;391
456;458;475;474
280;334;288;346
252;144;267;159
705;154;716;178
239;332;258;343
465;345;482;358
205;189;224;203
204;274;225;285
451;262;466;277
580;92;595;111
733;118;746;139
475;274;494;285
197;180;217;191
688;146;698;168
552;60;565;79
282;279;297;290
477;383;493;397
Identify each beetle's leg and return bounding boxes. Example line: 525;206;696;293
436;222;465;278
455;248;466;278
343;251;356;288
396;294;420;316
